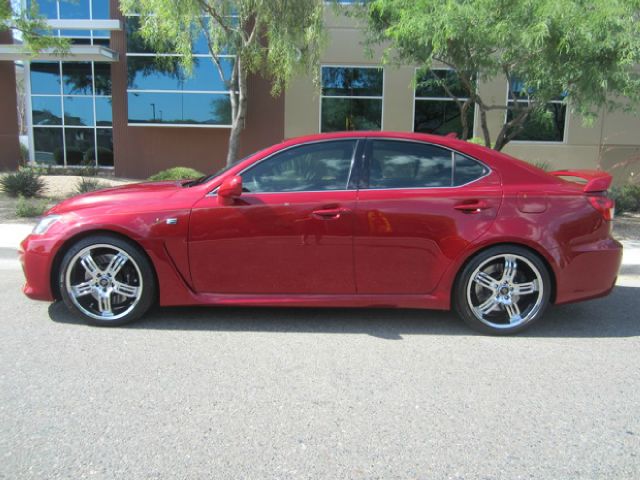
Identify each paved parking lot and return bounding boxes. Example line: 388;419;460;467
1;243;639;479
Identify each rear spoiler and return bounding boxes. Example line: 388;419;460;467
549;169;613;193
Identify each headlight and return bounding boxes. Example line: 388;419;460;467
32;215;62;235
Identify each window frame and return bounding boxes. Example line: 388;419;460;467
360;138;491;190
125;14;234;128
503;81;568;145
319;65;385;133
412;67;477;139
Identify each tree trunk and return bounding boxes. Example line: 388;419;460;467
225;57;248;166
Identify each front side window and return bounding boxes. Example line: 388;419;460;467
367;140;453;189
321;66;383;132
241;140;357;193
507;79;567;142
414;69;475;139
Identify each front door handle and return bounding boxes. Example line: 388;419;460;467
311;207;351;219
454;200;490;213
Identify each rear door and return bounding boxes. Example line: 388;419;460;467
354;138;502;294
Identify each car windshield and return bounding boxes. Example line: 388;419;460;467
182;148;267;187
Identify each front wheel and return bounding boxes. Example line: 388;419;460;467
454;246;551;335
58;234;156;326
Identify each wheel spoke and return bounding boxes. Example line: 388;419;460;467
113;281;139;298
71;281;93;298
80;253;101;277
97;292;112;316
501;255;517;282
105;253;128;277
475;296;498;317
473;272;499;291
512;280;538;295
505;301;522;324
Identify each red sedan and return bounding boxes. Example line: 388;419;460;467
19;132;622;334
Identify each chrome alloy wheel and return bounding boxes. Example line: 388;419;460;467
64;244;144;321
466;254;544;330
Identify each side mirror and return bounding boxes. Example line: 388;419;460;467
217;175;242;205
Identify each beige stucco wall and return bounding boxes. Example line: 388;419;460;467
284;11;640;183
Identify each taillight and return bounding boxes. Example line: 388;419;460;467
587;194;615;221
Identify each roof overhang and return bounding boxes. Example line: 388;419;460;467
45;19;122;30
0;44;119;62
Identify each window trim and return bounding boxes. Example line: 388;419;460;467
412;67;477;138
503;81;568;145
319;64;385;133
360;137;492;191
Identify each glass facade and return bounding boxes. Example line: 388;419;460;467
321;66;383;132
27;0;114;167
125;16;233;126
414;69;475;139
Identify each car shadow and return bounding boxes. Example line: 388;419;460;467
48;285;640;339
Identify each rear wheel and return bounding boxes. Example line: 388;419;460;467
454;246;551;335
58;235;156;326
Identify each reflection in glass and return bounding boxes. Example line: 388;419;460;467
414;100;474;139
32;96;63;125
127;57;230;92
96;129;114;166
92;0;109;19
95;97;113;125
127;92;232;125
63;96;94;125
64;128;94;165
33;128;64;165
59;0;90;19
454;153;489;186
62;62;93;95
31;63;61;95
322;67;383;97
321;98;382;132
27;0;57;19
416;70;470;99
507;104;566;142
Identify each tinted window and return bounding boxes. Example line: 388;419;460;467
241;141;356;193
453;153;489;186
367;140;453;189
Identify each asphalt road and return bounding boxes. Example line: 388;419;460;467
1;252;639;479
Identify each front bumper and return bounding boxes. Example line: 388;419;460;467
19;234;58;302
554;237;623;304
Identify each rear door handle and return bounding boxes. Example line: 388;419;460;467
454;200;489;213
311;207;351;219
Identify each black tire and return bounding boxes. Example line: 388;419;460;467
58;234;156;327
453;245;551;335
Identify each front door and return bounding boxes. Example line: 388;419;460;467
189;139;360;294
354;139;502;294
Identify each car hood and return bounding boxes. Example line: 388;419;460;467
48;181;186;215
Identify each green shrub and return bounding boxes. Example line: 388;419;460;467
19;144;29;164
1;169;45;198
75;177;107;195
533;161;551;171
15;196;48;218
148;167;205;182
610;184;640;215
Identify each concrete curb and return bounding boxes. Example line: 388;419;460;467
0;223;35;250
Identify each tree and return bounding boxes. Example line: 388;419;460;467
1;0;67;51
361;0;640;150
120;0;328;165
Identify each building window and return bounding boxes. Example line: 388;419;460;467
27;0;110;40
320;66;383;133
414;69;474;139
506;79;567;142
125;16;233;127
30;61;113;167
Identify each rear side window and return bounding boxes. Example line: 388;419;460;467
367;140;453;188
453;153;489;186
241;140;356;193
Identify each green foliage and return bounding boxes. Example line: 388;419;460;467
361;0;640;150
19;144;29;164
75;177;107;195
148;167;205;181
1;169;45;198
611;184;640;214
15;196;48;218
533;161;551;172
1;1;68;53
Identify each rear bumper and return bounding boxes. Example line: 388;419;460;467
554;237;623;305
19;234;57;302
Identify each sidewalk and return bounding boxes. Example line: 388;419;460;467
0;223;34;250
